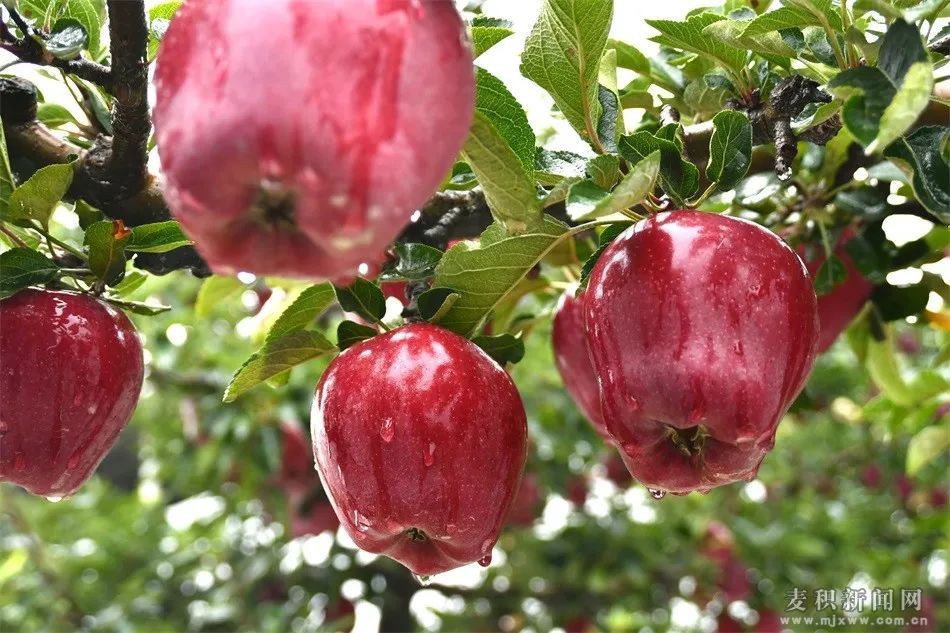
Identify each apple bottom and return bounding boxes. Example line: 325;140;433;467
612;420;772;495
343;524;495;577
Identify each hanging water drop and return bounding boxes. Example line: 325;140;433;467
414;574;431;586
477;553;492;567
45;495;63;503
649;488;666;500
379;418;395;443
423;442;436;467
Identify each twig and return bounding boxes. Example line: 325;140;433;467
0;223;29;248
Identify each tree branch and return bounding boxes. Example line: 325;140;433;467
101;0;150;195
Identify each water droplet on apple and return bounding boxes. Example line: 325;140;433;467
379;418;395;443
353;511;370;532
445;523;457;534
423;442;436;467
67;452;82;470
648;488;666;499
0;421;7;434
45;495;64;503
13;453;26;471
414;574;431;586
478;553;492;567
624;394;641;412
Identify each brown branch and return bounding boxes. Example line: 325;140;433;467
102;0;150;195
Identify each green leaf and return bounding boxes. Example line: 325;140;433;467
868;62;933;154
814;254;848;295
462;112;542;233
535;149;588;185
0;549;28;587
586;154;620;190
827;67;896;147
472;333;526;365
334;278;386;323
36;103;78;128
877;19;927;87
382;243;444;281
866;328;913;407
474;69;536;172
0;248;58;296
126;220;192;253
336;320;378;351
607;39;650;75
431;215;569;336
872;284;930;321
417;287;460;323
743;7;825;36
648;13;746;76
471;20;514;58
195;276;244;317
5;162;74;228
46;18;87;59
707;111;753;191
568;151;660;221
102;296;171;316
521;0;614;148
618;132;699;205
781;0;844;33
44;0;105;57
702;18;798;58
683;78;731;115
883;127;950;223
906;426;950;476
146;0;181;59
84;219;131;285
224;330;336;402
266;283;335;342
0;118;13;214
109;270;147;297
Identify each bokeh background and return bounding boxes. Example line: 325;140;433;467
1;1;948;632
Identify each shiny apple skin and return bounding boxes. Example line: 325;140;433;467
153;0;474;280
802;230;874;353
311;322;527;575
0;290;144;497
552;289;609;440
585;211;819;494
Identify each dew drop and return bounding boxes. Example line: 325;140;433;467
379;418;395;443
423;442;436;467
414;574;431;586
624;394;641;412
45;495;63;503
648;488;666;500
353;511;370;532
446;523;457;535
13;453;26;472
477;553;492;567
0;421;8;434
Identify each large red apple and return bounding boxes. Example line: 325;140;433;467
552;289;608;439
0;289;144;497
154;0;475;280
585;211;818;494
278;421;315;498
311;322;527;576
801;229;873;352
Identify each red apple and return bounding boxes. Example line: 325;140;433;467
154;0;474;280
507;472;543;527
566;475;589;507
756;610;784;633
861;464;882;489
602;453;634;488
311;323;527;576
717;613;745;632
552;289;608;440
278;421;315;498
0;289;144;497
291;499;341;538
585;211;819;494
381;281;409;304
801;229;874;353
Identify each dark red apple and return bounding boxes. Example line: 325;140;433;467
381;281;409;304
291;500;340;538
154;0;474;280
311;322;527;576
585;211;819;494
278;421;314;495
507;472;543;527
0;289;144;497
552;289;608;440
602;453;634;488
717;613;745;632
801;229;874;353
566;474;589;507
756;610;784;633
861;464;882;489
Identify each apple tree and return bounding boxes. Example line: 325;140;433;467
0;0;947;631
